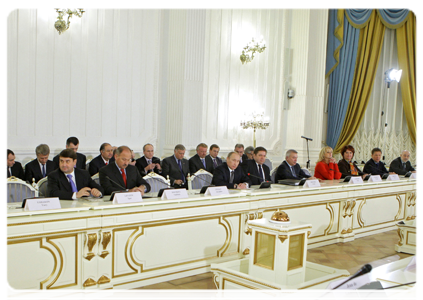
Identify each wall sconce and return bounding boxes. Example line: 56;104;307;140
240;38;266;65
384;68;402;88
240;113;270;147
287;89;295;99
54;8;85;35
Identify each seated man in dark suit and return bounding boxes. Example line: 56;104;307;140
363;147;393;176
99;146;151;195
24;144;57;184
162;144;190;188
244;146;254;160
89;142;115;176
389;150;416;175
47;149;104;200
135;143;162;176
242;146;271;185
53;136;87;170
275;149;314;182
212;152;252;189
234;144;249;164
7;149;25;180
205;144;223;171
189;143;214;174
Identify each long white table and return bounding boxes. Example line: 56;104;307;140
7;178;416;289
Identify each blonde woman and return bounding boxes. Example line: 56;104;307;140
314;146;342;180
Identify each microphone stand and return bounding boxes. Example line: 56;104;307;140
306;139;310;170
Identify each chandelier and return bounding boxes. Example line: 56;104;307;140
54;8;85;35
240;113;270;147
240;38;266;65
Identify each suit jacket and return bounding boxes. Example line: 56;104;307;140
135;156;162;176
54;152;87;170
99;163;151;195
243;159;271;185
389;157;415;175
24;159;56;184
7;162;25;180
88;154;115;176
161;155;189;187
212;162;252;189
275;161;311;182
338;159;364;178
47;168;104;200
240;154;248;164
363;159;388;176
205;155;222;172
189;154;214;174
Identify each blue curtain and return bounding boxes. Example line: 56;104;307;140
326;11;360;149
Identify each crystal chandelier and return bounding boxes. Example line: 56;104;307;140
54;8;85;35
240;38;266;65
240;113;270;147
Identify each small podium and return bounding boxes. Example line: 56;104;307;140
248;212;311;286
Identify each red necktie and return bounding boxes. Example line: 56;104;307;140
121;168;127;187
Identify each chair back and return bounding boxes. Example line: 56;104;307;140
91;173;100;185
301;168;311;176
85;159;92;171
189;170;213;189
143;172;170;193
7;177;38;203
37;177;49;197
264;158;273;171
270;166;279;183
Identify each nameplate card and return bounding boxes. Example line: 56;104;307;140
410;173;417;179
387;174;400;181
326;274;371;290
368;175;382;182
113;192;143;204
205;186;229;196
24;197;61;211
349;177;363;184
303;179;320;188
161;188;189;200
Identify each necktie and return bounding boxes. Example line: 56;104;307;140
291;166;296;178
121;168;127;187
258;165;264;182
403;163;406;170
201;158;206;168
178;160;186;183
67;174;78;193
42;164;46;177
8;167;11;177
213;158;217;168
229;170;234;183
147;159;152;173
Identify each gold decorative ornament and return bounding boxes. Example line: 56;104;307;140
83;278;97;287
243;248;250;255
55;8;85;35
270;210;290;222
278;235;288;243
240;37;266;64
245;227;252;235
101;232;111;250
85;233;97;261
99;251;109;259
97;275;111;285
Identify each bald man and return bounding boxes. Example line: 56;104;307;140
389;150;416;175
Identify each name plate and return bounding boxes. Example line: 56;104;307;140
368;175;382;182
387;174;400;181
326;274;371;290
24;197;61;211
161;188;189;200
205;186;229;196
349;177;363;184
303;179;320;188
113;192;143;204
410;173;417;179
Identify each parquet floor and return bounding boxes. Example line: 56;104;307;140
136;230;412;289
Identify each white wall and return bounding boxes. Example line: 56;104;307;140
7;9;329;167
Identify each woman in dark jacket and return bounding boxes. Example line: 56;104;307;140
338;145;367;179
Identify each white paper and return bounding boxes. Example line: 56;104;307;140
161;188;189;200
24;198;61;211
387;174;400;181
113;191;143;204
303;179;320;188
410;173;416;179
205;186;229;196
326;274;371;290
349;177;364;184
368;175;382;182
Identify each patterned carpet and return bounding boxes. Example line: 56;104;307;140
137;229;412;289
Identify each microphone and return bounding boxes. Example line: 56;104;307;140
301;136;313;141
247;172;272;184
105;175;127;191
333;264;372;289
